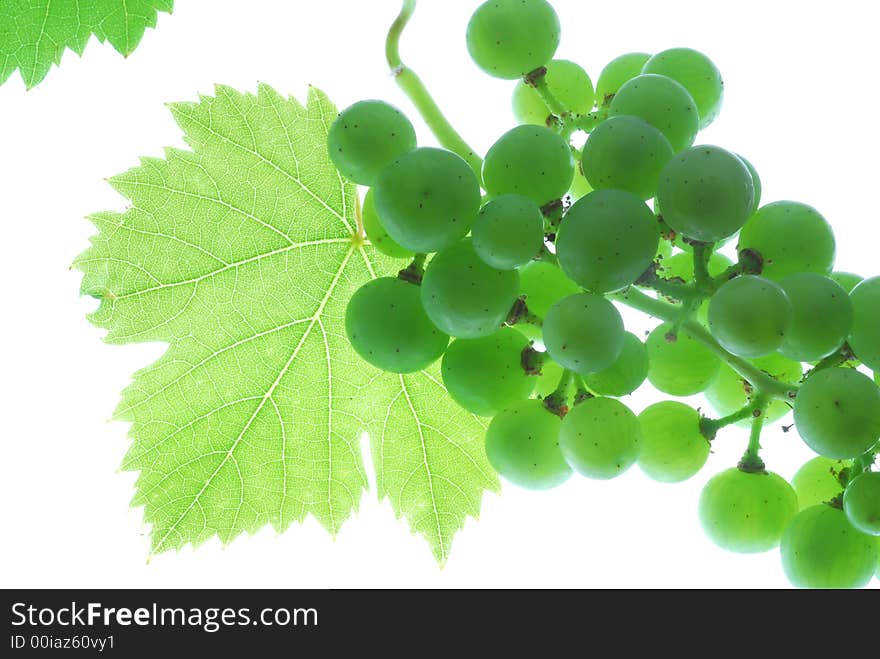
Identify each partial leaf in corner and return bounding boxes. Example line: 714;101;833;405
74;84;498;560
0;0;173;89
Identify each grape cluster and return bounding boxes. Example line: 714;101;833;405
330;0;880;588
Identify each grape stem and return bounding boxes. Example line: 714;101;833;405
700;392;770;444
527;67;607;136
610;287;798;401
543;369;574;417
804;344;855;380
572;374;593;404
386;0;484;185
739;408;768;473
691;242;715;295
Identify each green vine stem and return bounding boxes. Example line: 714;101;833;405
543;369;574;417
386;0;484;184
739;405;769;472
611;287;798;401
691;242;715;294
397;253;427;284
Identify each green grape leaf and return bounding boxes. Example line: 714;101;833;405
0;0;173;89
74;83;498;562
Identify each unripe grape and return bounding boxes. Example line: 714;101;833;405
374;147;481;253
829;271;863;294
780;504;877;589
485;399;571;490
543;293;625;375
637;402;710;483
466;0;560;80
843;472;880;536
642;48;724;128
327;100;416;185
595;52;651;106
608;74;699;152
708;275;792;358
581;332;649;397
483;125;575;206
472;195;544;270
362;189;413;259
421;239;520;339
556;189;659;293
792;456;848;509
519;261;580;318
559;398;641;480
657;145;756;243
441;328;536;417
699;468;798;553
346;278;448;373
849;277;880;371
778;273;853;362
581;115;673;200
646;324;720;396
738;201;835;281
793;368;880;459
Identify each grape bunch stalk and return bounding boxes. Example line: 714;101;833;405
329;0;880;588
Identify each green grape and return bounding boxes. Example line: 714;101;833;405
543;293;625;375
738;201;835;281
637;402;710;483
850;277;880;371
361;189;413;259
559;398;642;480
421;239;520;339
843;472;880;536
346;277;449;373
656;146;756;242
519;261;580;318
441;328;535;417
512;59;594;125
658;251;733;281
699;468;798;553
792;457;848;509
466;0;560;80
534;358;564;399
327;100;417;185
483;125;575;206
779;273;853;362
780;504;877;589
735;154;762;215
582;332;649;397
646;324;721;396
705;354;802;428
642;48;724;128
472;195;544;270
569;167;593;201
708;276;793;358
556;189;659;293
793;368;880;459
581;116;674;200
608;74;699;153
830;271;863;294
485;399;571;490
374;147;480;253
595;52;651;105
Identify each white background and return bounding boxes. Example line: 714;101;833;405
0;0;877;589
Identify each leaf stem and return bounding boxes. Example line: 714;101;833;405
611;287;798;401
386;0;484;184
